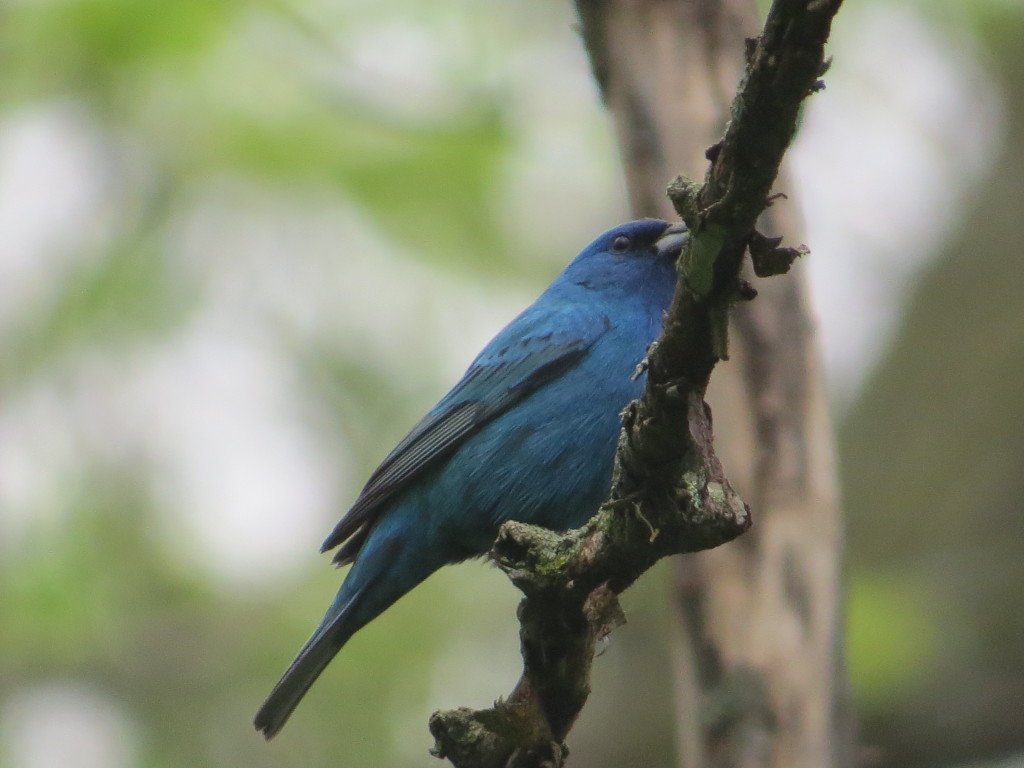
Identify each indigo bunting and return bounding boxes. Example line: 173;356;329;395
254;218;686;738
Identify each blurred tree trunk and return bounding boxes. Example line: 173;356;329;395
576;1;854;766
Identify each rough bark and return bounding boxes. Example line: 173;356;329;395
430;1;849;766
578;1;854;767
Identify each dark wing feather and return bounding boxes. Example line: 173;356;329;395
322;305;609;563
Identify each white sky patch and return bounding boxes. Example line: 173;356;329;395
0;381;81;553
0;327;337;592
135;316;338;592
0;105;110;336
343;20;462;118
169;177;534;385
0;684;139;768
791;4;1002;406
497;34;629;267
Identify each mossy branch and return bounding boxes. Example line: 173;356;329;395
430;1;843;766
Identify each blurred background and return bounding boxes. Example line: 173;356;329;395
0;0;1021;766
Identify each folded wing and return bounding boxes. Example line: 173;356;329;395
322;304;610;564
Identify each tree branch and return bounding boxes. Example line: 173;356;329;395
430;1;844;765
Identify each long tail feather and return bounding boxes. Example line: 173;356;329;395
253;590;364;739
254;525;441;738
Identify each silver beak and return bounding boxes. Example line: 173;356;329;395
655;221;688;259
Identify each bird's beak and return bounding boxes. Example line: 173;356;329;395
655;221;688;260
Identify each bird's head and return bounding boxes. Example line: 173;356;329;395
558;219;687;297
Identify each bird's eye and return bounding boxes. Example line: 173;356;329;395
611;235;631;253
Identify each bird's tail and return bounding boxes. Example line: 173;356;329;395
253;586;366;739
254;525;444;739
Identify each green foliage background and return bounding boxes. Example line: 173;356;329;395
0;1;1022;767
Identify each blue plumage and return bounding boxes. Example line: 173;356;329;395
254;218;686;738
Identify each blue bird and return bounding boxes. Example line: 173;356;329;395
254;218;687;738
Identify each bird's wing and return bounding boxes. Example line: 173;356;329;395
322;304;610;563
